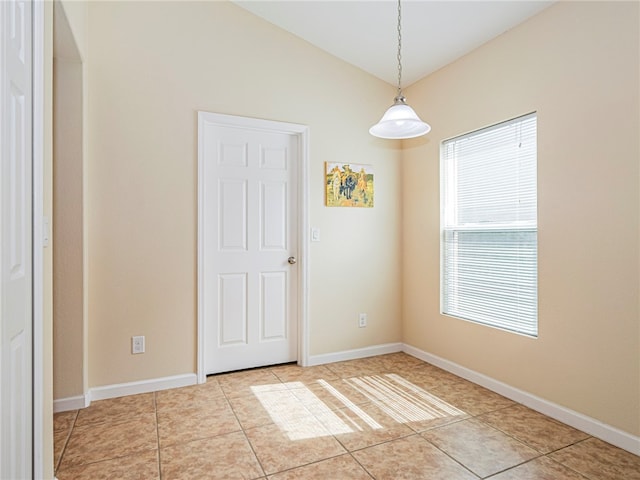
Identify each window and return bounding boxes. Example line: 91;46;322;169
441;113;538;337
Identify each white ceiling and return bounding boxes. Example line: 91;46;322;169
233;1;554;87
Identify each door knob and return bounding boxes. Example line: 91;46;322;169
288;256;297;265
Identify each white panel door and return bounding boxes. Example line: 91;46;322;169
200;114;299;374
0;0;33;477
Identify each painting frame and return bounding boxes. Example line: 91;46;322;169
325;162;374;208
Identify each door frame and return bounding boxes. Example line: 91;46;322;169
32;0;45;476
196;112;310;383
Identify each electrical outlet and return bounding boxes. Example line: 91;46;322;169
359;313;367;328
132;335;145;354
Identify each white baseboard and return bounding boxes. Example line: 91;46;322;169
89;373;197;402
53;394;90;413
402;343;640;456
307;342;402;366
53;373;198;412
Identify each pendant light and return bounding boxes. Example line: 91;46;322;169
370;0;431;139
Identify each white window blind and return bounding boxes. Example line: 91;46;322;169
441;113;538;337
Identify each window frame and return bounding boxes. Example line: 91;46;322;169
439;112;538;338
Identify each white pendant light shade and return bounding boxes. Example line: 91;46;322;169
369;96;431;139
370;0;431;140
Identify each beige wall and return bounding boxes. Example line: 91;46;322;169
402;1;639;437
85;1;402;387
53;0;86;400
53;55;84;399
58;0;87;61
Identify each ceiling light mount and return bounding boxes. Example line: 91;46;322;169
370;0;431;140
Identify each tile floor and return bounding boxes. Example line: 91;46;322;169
54;353;640;479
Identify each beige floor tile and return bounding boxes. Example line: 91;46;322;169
489;456;589;479
322;402;414;451
270;364;338;383
405;412;470;433
400;367;471;391
56;450;159;480
161;431;264;480
75;392;155;427
376;352;428;372
244;420;346;474
216;369;286;398
268;454;372;479
53;410;78;432
59;413;157;469
422;418;539;478
157;400;241;447
478;404;590;453
549;438;640;480
352;434;477;480
228;393;276;430
155;382;226;412
325;357;385;378
431;381;515;416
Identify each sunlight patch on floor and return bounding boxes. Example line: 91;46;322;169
346;374;466;422
317;379;382;430
250;384;350;440
251;373;464;441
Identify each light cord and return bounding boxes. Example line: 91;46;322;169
396;0;402;96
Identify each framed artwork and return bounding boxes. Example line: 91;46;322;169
325;162;374;208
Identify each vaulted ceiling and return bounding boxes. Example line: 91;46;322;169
234;1;554;87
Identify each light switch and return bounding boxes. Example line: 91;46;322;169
311;228;320;242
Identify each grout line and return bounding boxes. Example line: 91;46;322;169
54;450;158;473
257;451;350;478
228;394;268;478
154;391;162;480
417;412;545;479
347;451;376;479
419;434;483;479
542;453;593;480
473;413;592;457
474;403;516;417
481;454;545;479
240;427;267;478
340;429;418;455
542;437;598;480
54;409;79;474
470;415;542;446
545;436;593;455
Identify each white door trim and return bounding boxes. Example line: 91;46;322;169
197;112;310;383
32;0;45;476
